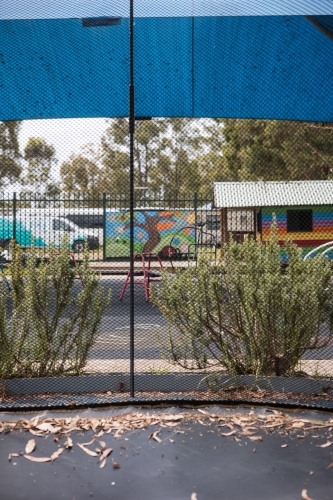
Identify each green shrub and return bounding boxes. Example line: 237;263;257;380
0;239;110;378
152;224;333;377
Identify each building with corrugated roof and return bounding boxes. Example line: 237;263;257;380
213;180;333;253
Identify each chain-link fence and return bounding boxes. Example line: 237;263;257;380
1;2;333;410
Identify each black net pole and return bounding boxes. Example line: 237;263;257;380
129;0;135;397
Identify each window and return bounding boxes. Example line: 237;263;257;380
206;215;220;231
52;219;73;232
66;214;104;229
287;209;313;232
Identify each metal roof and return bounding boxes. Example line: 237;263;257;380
213;181;333;208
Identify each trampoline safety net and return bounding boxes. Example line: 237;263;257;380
1;0;333;410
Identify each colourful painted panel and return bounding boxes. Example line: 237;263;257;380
105;210;196;258
261;206;333;258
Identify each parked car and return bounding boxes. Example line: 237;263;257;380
0;214;99;253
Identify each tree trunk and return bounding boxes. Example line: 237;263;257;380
143;214;161;253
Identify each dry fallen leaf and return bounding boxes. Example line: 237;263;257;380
301;489;315;500
24;455;51;463
8;453;19;461
317;442;332;448
99;448;113;461
220;431;236;437
94;430;104;438
112;459;121;469
248;436;262;442
198;420;208;426
99;441;106;449
30;416;39;427
162;415;183;422
326;462;333;470
191;493;198;500
29;429;44;437
25;439;36;455
65;437;73;449
292;422;305;429
149;431;161;443
100;459;106;468
36;423;61;434
51;448;64;462
81;438;95;446
169;439;175;443
114;428;123;439
281;444;288;448
77;443;99;457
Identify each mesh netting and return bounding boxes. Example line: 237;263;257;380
1;1;333;410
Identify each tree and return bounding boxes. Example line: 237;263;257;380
23;137;57;194
101;118;164;198
221;119;333;181
60;154;101;196
101;118;222;200
109;210;162;254
148;118;226;199
0;121;22;188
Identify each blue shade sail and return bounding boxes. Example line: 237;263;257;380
0;14;333;121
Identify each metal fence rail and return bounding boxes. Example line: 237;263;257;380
0;193;219;262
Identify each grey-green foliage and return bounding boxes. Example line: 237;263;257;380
0;239;110;378
152;224;333;377
0;121;22;188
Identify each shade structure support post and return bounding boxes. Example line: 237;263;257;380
129;0;135;398
220;208;228;244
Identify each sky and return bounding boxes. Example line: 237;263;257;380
18;117;110;182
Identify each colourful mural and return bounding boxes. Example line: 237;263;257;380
261;206;333;259
105;210;196;258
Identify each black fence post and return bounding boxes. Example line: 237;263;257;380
102;192;106;261
13;192;17;243
129;0;135;398
194;191;198;224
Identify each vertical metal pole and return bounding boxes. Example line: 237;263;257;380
194;191;198;261
194;191;198;225
102;192;106;261
13;192;17;243
129;0;135;397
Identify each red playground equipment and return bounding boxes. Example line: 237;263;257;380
119;252;163;301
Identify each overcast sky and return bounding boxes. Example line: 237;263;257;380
18;117;109;182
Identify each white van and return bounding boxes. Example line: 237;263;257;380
0;214;99;252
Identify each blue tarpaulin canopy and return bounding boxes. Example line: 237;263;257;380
1;1;333;121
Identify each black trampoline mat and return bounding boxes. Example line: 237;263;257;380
0;407;333;500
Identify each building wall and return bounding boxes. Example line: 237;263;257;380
261;205;333;256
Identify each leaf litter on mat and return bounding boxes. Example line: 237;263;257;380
2;408;333;467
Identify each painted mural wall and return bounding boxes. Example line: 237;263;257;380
105;210;196;258
261;205;333;257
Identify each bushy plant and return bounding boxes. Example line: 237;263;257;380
152;224;333;377
0;239;110;378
